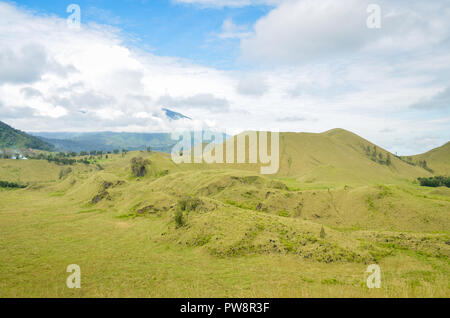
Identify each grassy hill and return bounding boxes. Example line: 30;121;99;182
0;120;54;151
278;129;432;183
0;129;449;297
412;142;450;175
202;129;433;186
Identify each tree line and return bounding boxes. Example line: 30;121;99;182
417;176;450;188
0;180;27;189
364;145;392;165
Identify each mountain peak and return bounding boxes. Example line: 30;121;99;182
162;108;191;120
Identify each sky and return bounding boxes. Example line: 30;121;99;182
0;0;449;155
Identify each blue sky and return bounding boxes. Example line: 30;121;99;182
15;0;272;68
0;0;449;154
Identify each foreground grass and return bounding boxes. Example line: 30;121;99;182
0;154;448;298
0;188;448;297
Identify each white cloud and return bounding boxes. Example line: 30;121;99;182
0;2;236;132
241;0;450;65
0;44;74;84
158;93;230;112
0;1;449;155
236;74;268;96
410;87;450;110
218;19;251;39
174;0;281;8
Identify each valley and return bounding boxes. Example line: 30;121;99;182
0;129;448;297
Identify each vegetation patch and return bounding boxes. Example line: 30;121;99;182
418;176;450;188
0;180;27;189
91;181;117;204
131;157;150;177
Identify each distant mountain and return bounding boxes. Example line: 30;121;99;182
32;130;228;154
0;120;54;151
162;108;191;120
32;132;179;153
27;108;191;153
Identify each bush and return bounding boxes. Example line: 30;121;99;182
59;167;72;179
177;196;202;212
46;156;76;165
174;209;185;228
131;157;150;177
0;180;27;188
320;226;326;239
174;196;203;228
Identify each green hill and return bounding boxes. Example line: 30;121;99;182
0;120;54;151
412;142;450;175
204;129;433;186
278;128;433;184
0;129;449;298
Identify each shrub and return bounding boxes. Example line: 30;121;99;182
174;209;185;228
131;157;150;177
59;167;72;179
320;226;326;239
177;196;202;212
0;180;27;188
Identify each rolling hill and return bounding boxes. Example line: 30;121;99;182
0;120;54;151
276;128;433;183
412;141;450;175
203;129;435;185
0;128;449;297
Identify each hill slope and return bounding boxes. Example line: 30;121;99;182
1;147;448;297
412;142;450;175
207;129;433;185
0;120;54;151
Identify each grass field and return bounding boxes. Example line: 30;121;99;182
0;131;449;298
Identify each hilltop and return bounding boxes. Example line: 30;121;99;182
0;120;54;152
203;128;434;186
276;128;434;184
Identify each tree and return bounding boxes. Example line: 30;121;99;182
113;149;119;154
131;157;149;177
146;146;151;153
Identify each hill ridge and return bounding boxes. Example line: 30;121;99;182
0;120;54;152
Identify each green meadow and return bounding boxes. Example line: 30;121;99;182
0;130;449;297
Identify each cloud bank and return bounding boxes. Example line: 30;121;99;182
0;1;449;155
